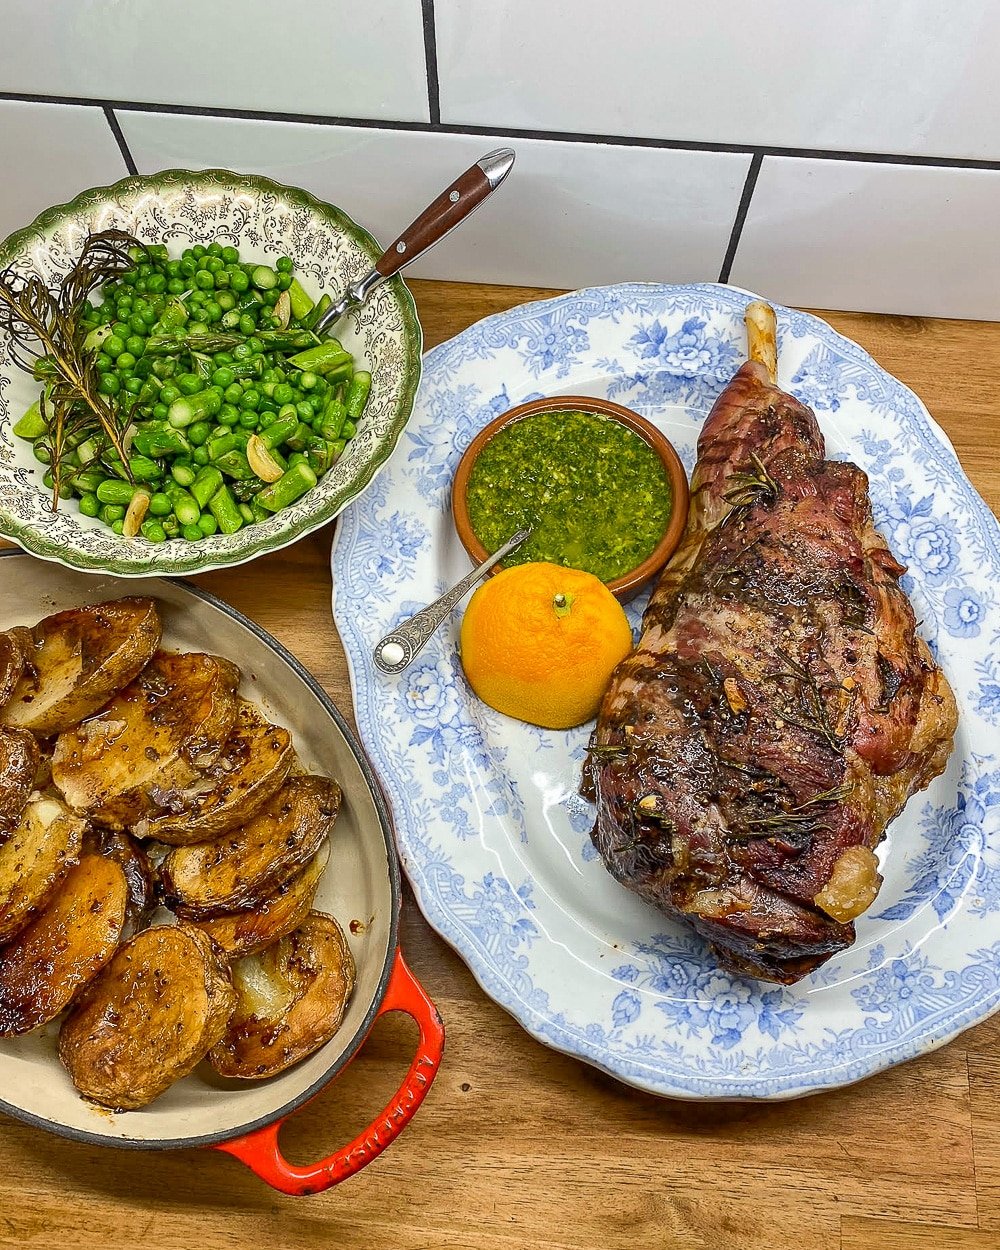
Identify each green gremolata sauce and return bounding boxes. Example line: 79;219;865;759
466;410;673;583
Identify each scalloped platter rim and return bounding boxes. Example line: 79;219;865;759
0;168;422;576
331;281;1000;1100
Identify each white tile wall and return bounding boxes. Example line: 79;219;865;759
0;1;998;317
117;111;752;289
0;0;429;122
729;158;1000;319
435;0;1000;161
0;100;127;243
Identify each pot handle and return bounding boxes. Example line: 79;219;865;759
214;948;444;1195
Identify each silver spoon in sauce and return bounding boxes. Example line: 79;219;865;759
373;527;531;675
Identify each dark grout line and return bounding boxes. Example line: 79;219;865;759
718;153;762;283
421;0;441;126
3;89;1000;171
102;105;138;175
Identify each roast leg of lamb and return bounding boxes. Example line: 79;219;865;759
584;302;957;984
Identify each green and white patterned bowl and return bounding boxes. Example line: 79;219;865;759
0;169;422;576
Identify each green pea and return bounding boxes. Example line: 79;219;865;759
146;273;166;293
218;403;240;426
197;512;219;537
194;270;215;290
100;503;125;525
229;268;249;292
182;523;203;542
240;389;260;411
212;367;235;388
192;445;210;466
238;314;256;336
140;518;167;542
98;373;121;396
188;421;212;446
96;352;113;372
216;290;236;312
148;491;172;516
116;351;136;371
224;383;243;405
160;384;180;405
222;246;240;264
125;335;146;356
275;256;293;273
203;300;221;323
111;519;125;535
104;335;125;358
78;493;100;518
298;371;318;391
238;410;259;429
167;277;186;294
177;373;204;396
251;265;277;290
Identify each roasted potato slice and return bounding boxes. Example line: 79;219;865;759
0;627;32;712
162;776;340;919
0;599;160;736
193;839;330;959
0;797;84;944
58;924;235;1110
51;651;240;830
208;912;355;1079
0;853;129;1036
92;829;156;931
137;700;294;845
0;728;40;835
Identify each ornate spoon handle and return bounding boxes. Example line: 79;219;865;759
373;528;531;674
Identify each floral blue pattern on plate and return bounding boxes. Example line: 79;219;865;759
331;283;1000;1100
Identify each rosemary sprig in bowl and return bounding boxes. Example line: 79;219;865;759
0;229;142;508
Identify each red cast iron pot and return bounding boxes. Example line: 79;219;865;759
0;552;444;1196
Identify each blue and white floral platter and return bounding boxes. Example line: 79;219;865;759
331;283;1000;1100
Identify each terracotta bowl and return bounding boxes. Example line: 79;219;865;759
451;395;690;601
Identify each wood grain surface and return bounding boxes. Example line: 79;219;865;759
1;279;998;1250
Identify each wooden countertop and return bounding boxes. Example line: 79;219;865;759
2;280;999;1250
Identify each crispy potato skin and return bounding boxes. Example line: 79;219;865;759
141;701;294;845
0;853;129;1036
193;840;330;959
0;599;161;736
59;924;236;1110
0;628;32;712
0;798;85;944
51;651;240;830
209;912;356;1079
91;829;156;931
163;776;341;918
0;728;40;835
